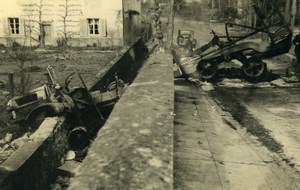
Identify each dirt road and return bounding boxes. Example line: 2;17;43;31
174;79;300;190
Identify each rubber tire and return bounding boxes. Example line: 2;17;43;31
197;60;219;82
242;61;268;83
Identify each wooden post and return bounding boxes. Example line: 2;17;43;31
167;0;174;48
285;0;291;25
291;0;297;30
8;73;15;97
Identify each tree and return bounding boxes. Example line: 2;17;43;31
57;0;82;47
174;0;185;11
21;0;53;47
8;45;34;94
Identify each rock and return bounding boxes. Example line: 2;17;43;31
2;91;10;96
49;183;62;190
0;139;6;145
255;82;272;88
271;78;292;87
201;82;214;91
281;76;299;83
65;150;76;161
0;81;5;88
4;133;13;143
3;144;10;150
10;132;30;149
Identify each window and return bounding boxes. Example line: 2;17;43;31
9;18;20;35
88;18;99;35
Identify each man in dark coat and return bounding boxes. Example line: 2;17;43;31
293;32;300;73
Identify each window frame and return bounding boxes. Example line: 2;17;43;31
9;17;20;35
87;18;100;35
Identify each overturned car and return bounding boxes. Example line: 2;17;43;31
7;65;127;129
172;4;292;82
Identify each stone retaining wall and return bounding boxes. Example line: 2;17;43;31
0;117;69;190
68;52;174;190
89;39;151;93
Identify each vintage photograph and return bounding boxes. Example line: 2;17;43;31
0;0;299;189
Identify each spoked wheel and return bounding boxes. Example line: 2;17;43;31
197;60;218;81
242;60;267;82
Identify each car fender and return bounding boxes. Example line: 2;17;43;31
25;103;64;129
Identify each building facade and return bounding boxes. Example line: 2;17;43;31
0;0;141;47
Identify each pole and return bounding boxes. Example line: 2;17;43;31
167;0;175;48
291;0;297;30
8;73;14;98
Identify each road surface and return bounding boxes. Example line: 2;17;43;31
174;79;300;190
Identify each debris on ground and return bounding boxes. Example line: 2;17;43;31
270;78;293;87
0;132;31;164
218;78;246;88
200;81;214;91
65;150;76;161
0;81;5;88
217;78;272;88
2;91;10;96
4;133;12;143
281;75;300;83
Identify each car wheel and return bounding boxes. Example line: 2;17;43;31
242;60;267;82
197;60;219;81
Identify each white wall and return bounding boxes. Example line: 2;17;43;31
0;0;124;46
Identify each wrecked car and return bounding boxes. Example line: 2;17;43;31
177;29;197;48
7;65;127;129
173;4;292;82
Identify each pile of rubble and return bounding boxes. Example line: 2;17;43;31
197;75;300;91
0;132;31;164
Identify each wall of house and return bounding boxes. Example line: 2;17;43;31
0;0;125;47
0;1;26;46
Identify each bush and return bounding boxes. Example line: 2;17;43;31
12;41;21;48
176;2;203;21
56;38;65;47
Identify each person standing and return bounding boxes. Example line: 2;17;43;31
293;32;300;73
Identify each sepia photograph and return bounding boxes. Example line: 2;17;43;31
0;0;299;189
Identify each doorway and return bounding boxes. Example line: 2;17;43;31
41;23;52;46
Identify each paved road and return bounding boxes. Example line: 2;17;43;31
209;87;300;170
174;79;300;190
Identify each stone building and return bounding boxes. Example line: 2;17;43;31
0;0;141;47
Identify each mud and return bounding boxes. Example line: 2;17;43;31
209;88;283;153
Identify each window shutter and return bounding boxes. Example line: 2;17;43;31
80;18;88;37
19;19;25;36
2;18;8;36
100;19;107;37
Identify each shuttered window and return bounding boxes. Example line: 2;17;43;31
88;18;99;35
85;18;107;37
9;18;19;35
